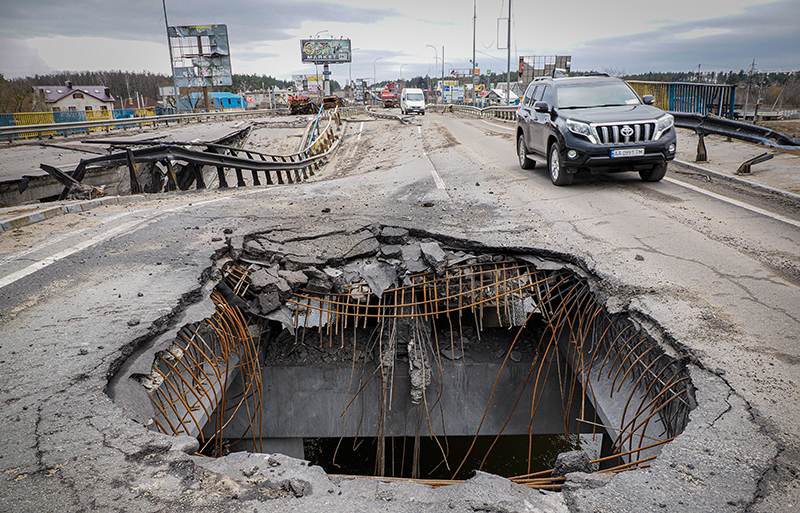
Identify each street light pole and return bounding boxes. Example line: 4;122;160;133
425;45;438;103
472;0;477;104
162;0;180;113
400;64;407;84
373;57;383;94
506;0;512;105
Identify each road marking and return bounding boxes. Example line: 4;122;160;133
423;152;446;189
481;120;514;131
357;122;364;141
0;196;231;290
417;126;421;135
664;177;800;229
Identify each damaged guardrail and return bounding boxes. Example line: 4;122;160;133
670;112;800;150
38;108;343;199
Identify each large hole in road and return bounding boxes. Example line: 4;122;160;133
110;226;695;488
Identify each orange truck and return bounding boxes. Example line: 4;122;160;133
381;82;400;108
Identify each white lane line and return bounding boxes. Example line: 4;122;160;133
417;126;421;135
357;122;364;141
423;152;446;189
664;177;800;229
0;196;231;290
481;120;515;131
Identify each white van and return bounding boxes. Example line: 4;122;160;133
400;88;426;115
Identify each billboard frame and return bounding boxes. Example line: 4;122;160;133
301;39;352;65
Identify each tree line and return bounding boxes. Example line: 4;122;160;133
0;71;293;113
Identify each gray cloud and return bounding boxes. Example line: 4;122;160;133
0;39;53;77
572;0;800;72
0;0;398;44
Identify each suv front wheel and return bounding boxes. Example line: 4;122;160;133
518;136;535;170
548;143;573;186
639;163;667;182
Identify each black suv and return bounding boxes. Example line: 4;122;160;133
516;75;676;185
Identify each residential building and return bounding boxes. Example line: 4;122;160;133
32;81;115;112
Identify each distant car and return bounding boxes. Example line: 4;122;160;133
516;75;676;185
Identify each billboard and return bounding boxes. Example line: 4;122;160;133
292;75;325;93
169;24;233;87
518;55;571;84
301;39;351;64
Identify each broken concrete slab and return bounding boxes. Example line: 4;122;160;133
278;269;308;288
361;261;397;298
303;268;333;293
552;451;591;477
420;241;447;275
401;243;428;273
379;226;409;244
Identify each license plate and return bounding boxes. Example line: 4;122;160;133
611;148;645;158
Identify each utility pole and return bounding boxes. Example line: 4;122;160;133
472;0;477;104
505;0;511;105
162;0;180;113
743;59;755;121
442;46;445;103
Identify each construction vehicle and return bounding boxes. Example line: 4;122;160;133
381;82;400;108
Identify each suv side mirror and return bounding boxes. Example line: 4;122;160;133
533;101;550;113
642;95;655;105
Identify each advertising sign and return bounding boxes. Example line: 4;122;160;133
301;39;352;64
168;24;233;87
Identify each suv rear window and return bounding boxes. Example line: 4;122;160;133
557;82;641;109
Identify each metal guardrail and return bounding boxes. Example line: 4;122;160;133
429;104;518;121
0;108;292;142
671;112;800;150
39;108;343;199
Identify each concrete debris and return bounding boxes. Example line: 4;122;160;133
380;244;403;258
408;337;431;405
361;261;397;298
278;269;308;288
258;291;281;314
561;471;612;492
302;268;333;293
379;226;409;244
441;347;464;360
552;450;592;477
401;243;428;273
420;241;447;275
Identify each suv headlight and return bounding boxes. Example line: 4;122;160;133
566;119;598;144
654;113;674;140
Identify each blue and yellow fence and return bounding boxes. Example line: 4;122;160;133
0;107;175;140
627;81;736;119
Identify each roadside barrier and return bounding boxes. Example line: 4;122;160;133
0;107;291;142
38;107;344;200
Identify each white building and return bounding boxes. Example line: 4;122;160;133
33;81;115;112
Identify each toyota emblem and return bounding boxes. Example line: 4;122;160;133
620;126;634;137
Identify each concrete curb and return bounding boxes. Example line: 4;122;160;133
0;194;147;232
673;159;800;203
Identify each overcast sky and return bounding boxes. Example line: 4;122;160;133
0;0;798;84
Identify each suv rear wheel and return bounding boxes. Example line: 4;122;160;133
548;143;573;186
518;136;535;170
639;163;667;182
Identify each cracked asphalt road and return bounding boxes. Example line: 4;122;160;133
0;111;798;511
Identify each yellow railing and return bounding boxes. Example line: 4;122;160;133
14;112;56;138
627;81;670;111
